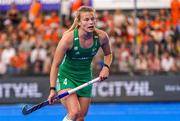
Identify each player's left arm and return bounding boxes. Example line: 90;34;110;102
99;31;113;80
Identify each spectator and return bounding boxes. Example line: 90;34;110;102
82;0;91;6
113;9;126;28
43;52;52;74
161;51;176;72
0;48;7;75
118;43;133;72
175;55;180;71
29;0;42;23
6;2;20;26
119;54;134;73
150;25;163;43
19;16;31;31
159;9;168;21
174;19;180;41
147;53;160;73
30;44;47;63
61;0;71;25
9;48;27;74
164;26;175;40
170;0;180;27
46;11;59;28
135;54;148;72
19;33;33;53
101;10;113;29
0;13;5;29
176;40;180;54
30;43;47;73
141;9;152;25
1;41;16;73
164;35;176;56
71;0;82;17
0;32;8;48
1;41;16;65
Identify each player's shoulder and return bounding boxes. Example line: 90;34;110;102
95;28;108;40
62;30;74;40
95;28;107;35
61;30;74;43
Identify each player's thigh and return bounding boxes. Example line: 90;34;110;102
58;89;80;113
78;97;91;116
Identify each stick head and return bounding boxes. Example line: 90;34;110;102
22;105;29;115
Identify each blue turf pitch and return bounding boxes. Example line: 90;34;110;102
0;103;180;121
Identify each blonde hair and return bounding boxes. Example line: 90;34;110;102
64;6;95;34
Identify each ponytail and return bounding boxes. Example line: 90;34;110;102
63;18;78;35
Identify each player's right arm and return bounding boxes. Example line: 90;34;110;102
48;31;73;104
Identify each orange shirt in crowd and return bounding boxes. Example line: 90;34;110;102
138;19;147;30
43;29;59;43
29;1;42;17
51;30;59;43
43;31;51;41
19;18;28;31
170;0;180;26
45;16;60;26
10;53;26;69
150;19;163;30
142;34;151;44
34;15;43;28
50;16;59;24
71;0;82;13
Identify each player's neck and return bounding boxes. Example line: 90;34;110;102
78;28;93;40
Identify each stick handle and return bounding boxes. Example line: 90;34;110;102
54;77;100;100
68;77;100;94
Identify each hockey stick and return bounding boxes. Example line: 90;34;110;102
22;77;101;115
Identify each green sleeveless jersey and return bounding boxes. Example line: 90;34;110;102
58;28;100;82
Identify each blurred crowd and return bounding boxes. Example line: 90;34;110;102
0;0;179;75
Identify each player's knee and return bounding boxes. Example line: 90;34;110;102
76;117;84;121
68;108;80;119
76;113;85;121
76;112;86;121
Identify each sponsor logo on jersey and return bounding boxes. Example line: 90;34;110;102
63;78;68;85
74;46;78;50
